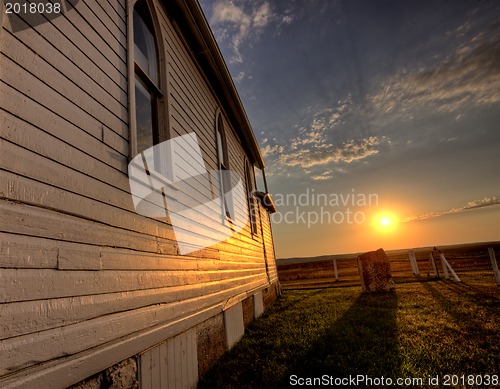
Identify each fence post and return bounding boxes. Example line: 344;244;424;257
488;248;500;286
408;251;415;274
441;254;450;279
333;259;339;281
439;253;461;282
429;252;439;277
408;250;419;276
412;251;419;275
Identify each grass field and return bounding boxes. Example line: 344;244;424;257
198;280;499;388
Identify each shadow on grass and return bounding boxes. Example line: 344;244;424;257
278;292;400;386
434;278;500;304
419;280;500;334
269;288;326;314
415;280;500;374
199;289;401;388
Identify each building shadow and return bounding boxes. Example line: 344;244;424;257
279;291;400;385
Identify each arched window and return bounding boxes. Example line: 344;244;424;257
215;111;232;219
245;159;258;235
131;0;162;156
216;113;229;171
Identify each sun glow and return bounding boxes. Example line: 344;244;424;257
373;212;399;233
381;217;391;226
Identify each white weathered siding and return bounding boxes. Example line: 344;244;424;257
223;302;245;350
254;291;264;318
0;1;278;387
140;328;198;389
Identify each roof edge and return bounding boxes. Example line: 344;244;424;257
166;0;265;169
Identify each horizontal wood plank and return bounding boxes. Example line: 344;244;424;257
0;54;112;142
0;169;257;250
0;201;165;254
0;39;129;147
75;0;127;52
51;0;127;77
0;296;177;372
0;233;59;269
0;97;128;175
57;242;101;271
0;232;263;270
0;279;271;375
0;304;220;388
1;141;133;211
87;0;126;34
3;11;127;94
1;275;268;339
1;265;266;303
3;18;127;113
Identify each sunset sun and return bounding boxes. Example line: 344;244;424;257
373;212;399;233
381;217;391;226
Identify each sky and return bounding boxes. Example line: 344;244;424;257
199;0;500;258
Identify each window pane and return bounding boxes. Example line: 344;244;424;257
216;115;229;168
135;76;154;154
221;168;233;219
245;161;258;234
217;130;225;167
254;167;266;193
133;2;158;85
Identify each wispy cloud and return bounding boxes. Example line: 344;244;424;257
283;136;381;169
261;100;388;179
233;71;246;83
311;172;333;181
209;1;274;64
402;196;500;222
261;142;284;159
369;23;500;121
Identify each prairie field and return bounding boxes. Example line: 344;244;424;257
199;242;499;388
277;242;500;293
199;281;499;388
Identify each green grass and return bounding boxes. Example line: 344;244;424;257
198;280;500;388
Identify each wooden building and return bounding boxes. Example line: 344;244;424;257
0;0;279;387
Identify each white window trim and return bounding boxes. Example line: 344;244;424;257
127;0;166;161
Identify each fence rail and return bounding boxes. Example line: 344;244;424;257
278;243;500;292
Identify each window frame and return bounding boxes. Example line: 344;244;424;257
128;0;167;160
215;109;233;220
244;158;259;235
